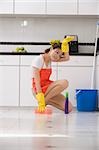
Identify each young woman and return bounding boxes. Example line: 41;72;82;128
32;38;74;113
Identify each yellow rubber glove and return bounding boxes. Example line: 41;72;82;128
61;36;74;53
36;92;46;112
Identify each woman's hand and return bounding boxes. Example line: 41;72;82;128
36;92;46;112
33;67;46;112
61;36;74;53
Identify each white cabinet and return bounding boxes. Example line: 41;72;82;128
0;0;99;16
20;56;37;106
0;56;19;106
0;0;13;14
58;56;93;106
20;66;38;106
47;0;77;15
15;0;46;14
79;0;99;15
0;55;96;107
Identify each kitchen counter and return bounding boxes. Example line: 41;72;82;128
0;52;95;56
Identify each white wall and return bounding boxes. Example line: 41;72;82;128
0;16;98;53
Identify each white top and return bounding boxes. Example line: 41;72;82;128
31;54;51;78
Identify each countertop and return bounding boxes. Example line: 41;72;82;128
0;52;95;56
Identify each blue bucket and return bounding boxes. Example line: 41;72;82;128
76;89;98;111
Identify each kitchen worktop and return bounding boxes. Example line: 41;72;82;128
0;52;95;56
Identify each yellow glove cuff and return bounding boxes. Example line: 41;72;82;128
36;92;44;99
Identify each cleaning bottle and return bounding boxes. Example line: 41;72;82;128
65;92;69;114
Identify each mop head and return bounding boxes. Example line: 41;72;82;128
34;107;53;114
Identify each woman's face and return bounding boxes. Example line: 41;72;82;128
49;48;62;61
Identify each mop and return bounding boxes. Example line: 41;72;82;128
76;22;99;94
76;22;99;111
91;22;99;110
91;22;99;89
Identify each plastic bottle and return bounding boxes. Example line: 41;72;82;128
65;92;69;114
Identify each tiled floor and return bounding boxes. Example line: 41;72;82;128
0;107;99;150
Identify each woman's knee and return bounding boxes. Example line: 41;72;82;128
61;79;69;89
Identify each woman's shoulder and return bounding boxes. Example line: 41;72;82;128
31;54;44;68
33;54;43;62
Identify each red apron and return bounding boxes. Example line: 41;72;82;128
32;68;53;94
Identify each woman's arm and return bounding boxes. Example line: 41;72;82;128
33;67;46;112
58;52;70;62
33;67;42;93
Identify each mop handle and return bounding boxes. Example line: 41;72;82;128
91;22;99;89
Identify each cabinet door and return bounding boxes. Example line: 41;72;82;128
0;66;19;106
47;0;77;15
20;66;38;106
79;0;98;15
58;66;92;106
0;0;13;14
15;0;46;14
